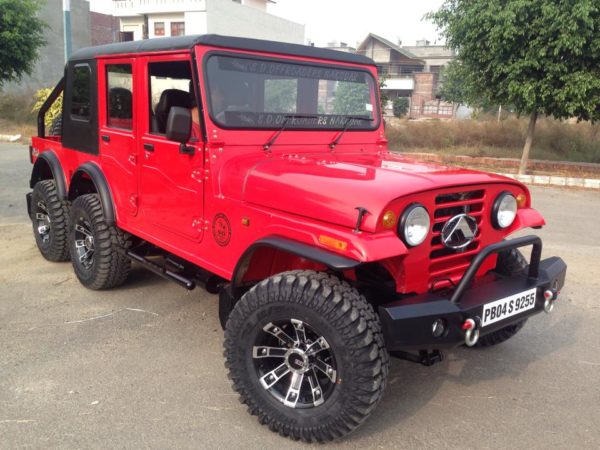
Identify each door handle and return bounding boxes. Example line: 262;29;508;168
101;135;110;142
143;143;154;152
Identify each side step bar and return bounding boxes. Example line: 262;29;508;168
125;250;196;290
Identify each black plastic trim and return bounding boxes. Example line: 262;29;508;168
29;151;67;200
231;236;361;295
68;162;116;225
69;34;375;66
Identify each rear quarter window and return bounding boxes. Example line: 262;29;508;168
70;64;91;121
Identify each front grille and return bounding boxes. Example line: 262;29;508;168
429;189;486;285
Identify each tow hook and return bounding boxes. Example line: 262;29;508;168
543;288;558;313
463;317;480;347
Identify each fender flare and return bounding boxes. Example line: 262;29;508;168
231;236;361;295
29;151;67;200
68;162;116;225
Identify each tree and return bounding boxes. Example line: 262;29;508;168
429;1;600;173
0;0;46;88
333;81;370;116
378;74;390;115
392;97;409;117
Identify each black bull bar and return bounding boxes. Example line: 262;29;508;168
379;235;567;350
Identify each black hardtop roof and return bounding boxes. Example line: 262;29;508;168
69;34;375;66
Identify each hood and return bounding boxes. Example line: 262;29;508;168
235;152;519;232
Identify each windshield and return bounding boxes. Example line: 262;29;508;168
204;54;379;130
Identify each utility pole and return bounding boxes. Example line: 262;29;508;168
63;0;72;62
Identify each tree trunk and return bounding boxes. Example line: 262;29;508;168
519;111;538;175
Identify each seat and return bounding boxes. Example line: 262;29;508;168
153;89;192;133
108;87;133;129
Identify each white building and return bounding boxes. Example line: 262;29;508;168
101;0;304;43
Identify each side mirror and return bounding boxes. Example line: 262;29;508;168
166;106;192;144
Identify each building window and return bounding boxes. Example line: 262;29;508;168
154;22;165;36
71;65;91;120
107;64;133;130
171;22;185;37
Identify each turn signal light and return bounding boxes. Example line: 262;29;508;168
318;235;348;251
381;210;397;229
516;193;527;208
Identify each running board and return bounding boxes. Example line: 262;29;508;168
125;250;196;290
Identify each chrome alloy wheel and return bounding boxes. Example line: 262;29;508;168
73;217;95;269
35;201;51;243
252;319;338;409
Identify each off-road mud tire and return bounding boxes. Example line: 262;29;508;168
68;194;131;290
31;180;70;262
475;248;528;347
224;270;389;442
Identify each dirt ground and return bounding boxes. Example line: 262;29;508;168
1;143;599;449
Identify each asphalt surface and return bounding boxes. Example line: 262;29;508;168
1;143;599;449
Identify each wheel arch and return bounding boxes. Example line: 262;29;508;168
219;236;362;328
231;236;361;293
30;151;67;200
68;162;116;226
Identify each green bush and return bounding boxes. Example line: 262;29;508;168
392;97;409;118
32;88;63;127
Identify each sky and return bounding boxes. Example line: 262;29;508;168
267;0;446;47
88;0;446;47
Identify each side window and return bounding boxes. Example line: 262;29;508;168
106;64;133;130
71;64;91;120
148;60;195;135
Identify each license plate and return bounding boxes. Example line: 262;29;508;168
481;288;537;327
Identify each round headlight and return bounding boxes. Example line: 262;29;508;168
492;192;517;229
399;204;430;246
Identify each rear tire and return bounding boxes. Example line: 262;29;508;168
474;248;528;348
31;180;70;262
224;271;389;442
68;194;131;290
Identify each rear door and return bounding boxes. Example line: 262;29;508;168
98;58;138;221
138;54;205;242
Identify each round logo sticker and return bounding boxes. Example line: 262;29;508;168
212;213;231;246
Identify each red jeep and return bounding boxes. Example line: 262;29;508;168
28;35;566;442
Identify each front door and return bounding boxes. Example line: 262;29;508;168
138;55;205;242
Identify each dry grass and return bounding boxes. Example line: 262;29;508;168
0;92;39;143
386;117;600;164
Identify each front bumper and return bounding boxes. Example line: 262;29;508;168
379;235;567;350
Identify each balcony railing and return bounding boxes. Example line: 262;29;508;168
376;64;425;77
113;0;206;14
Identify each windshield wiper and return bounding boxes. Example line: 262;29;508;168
329;116;373;149
263;114;321;151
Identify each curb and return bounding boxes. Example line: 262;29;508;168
498;173;600;190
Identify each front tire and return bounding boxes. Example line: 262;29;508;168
68;194;131;290
224;271;389;442
475;248;528;347
31;180;70;262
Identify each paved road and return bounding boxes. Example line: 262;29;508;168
1;143;599;449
